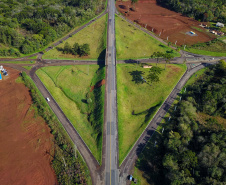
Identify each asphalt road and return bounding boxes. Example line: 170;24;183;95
105;0;119;185
0;2;224;185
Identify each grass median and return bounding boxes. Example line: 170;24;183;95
115;15;180;60
117;63;186;164
36;65;105;163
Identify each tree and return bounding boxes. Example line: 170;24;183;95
78;43;90;56
163;53;173;69
151;51;164;66
146;66;163;85
72;42;79;55
63;42;71;54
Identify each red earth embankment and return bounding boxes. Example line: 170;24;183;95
0;68;57;185
116;0;215;46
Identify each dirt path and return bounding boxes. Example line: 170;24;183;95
0;67;57;185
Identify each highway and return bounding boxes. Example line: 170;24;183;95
105;0;119;184
0;0;224;184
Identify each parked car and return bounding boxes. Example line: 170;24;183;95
128;175;137;184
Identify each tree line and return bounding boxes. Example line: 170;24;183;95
157;0;226;23
136;60;226;185
0;0;105;56
57;42;90;56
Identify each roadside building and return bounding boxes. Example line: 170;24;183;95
216;22;224;28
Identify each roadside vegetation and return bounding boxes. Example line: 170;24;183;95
117;63;186;164
183;38;226;56
43;14;107;60
134;60;226;185
0;0;106;57
36;65;105;163
20;72;92;185
0;61;35;64
115;15;180;60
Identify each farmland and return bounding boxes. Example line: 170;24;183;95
116;0;215;46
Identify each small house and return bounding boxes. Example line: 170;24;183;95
216;22;224;28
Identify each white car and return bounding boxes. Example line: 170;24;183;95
46;97;50;102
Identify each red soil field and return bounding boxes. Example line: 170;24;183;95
0;68;57;185
116;0;215;46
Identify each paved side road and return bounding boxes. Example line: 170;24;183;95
29;67;100;185
119;63;210;184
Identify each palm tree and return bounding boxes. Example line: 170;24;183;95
151;51;164;66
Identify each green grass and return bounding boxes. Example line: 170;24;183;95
117;63;186;164
0;61;35;64
185;67;207;87
115;15;180;60
184;47;226;56
43;14;107;60
36;65;105;163
184;38;226;56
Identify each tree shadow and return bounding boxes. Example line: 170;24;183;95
166;50;174;54
135;132;166;185
129;70;144;84
97;49;106;66
56;47;64;52
81;99;87;104
134;101;163;126
124;59;139;64
159;44;166;48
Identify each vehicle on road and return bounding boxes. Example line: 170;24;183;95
128;175;137;184
46;97;50;102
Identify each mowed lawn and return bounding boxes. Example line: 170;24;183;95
36;65;105;163
115;15;180;60
43;14;107;60
117;63;186;164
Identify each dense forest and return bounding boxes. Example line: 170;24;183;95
0;0;105;56
136;61;226;185
157;0;226;23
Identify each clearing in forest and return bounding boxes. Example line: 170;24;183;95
36;65;105;163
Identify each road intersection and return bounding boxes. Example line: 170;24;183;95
0;0;225;184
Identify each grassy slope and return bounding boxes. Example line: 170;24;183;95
117;63;186;164
184;47;226;57
36;65;105;163
115;15;180;60
43;14;107;60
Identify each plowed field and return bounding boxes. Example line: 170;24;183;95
0;68;57;185
116;0;215;46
